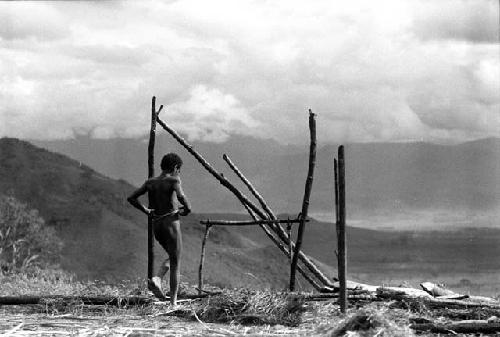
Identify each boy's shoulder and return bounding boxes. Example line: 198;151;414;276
146;175;181;184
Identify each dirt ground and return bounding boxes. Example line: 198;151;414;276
0;302;334;337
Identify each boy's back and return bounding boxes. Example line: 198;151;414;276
146;175;180;216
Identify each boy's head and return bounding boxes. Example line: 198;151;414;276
161;153;183;173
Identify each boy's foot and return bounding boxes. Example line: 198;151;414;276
148;277;167;301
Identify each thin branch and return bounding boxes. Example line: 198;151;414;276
199;219;307;226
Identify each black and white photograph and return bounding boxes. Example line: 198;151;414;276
0;0;499;335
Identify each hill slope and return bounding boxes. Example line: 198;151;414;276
0;138;303;288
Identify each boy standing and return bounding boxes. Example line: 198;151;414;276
127;153;191;306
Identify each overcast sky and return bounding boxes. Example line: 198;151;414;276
0;0;498;144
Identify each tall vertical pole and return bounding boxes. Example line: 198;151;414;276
334;158;340;275
337;145;347;313
334;159;339;225
290;110;316;291
147;96;158;280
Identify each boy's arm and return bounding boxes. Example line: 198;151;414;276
127;182;153;216
174;180;191;216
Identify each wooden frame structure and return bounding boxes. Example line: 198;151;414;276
147;96;347;300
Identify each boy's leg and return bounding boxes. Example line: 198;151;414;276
151;258;169;294
150;219;171;300
156;258;170;278
166;220;182;306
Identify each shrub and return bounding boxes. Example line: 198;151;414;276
0;195;63;272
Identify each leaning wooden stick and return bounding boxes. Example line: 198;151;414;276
198;222;212;295
337;145;347;313
223;153;277;220
290;109;317;291
223;152;334;288
157;115;334;288
147;96;163;279
156;117;264;219
199;219;307;226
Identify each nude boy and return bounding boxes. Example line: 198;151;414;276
127;153;191;306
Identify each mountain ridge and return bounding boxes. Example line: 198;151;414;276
32;135;500;214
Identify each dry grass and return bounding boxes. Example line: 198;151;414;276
196;289;306;326
0;267;148;297
2;269;500;336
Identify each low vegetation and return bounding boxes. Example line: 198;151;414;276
2;268;500;336
0;195;63;272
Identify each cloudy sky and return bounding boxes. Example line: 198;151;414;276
0;0;498;144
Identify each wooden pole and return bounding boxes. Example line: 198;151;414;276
147;96;163;280
147;97;156;279
199;219;307;226
287;218;292;265
337;145;347;313
334;159;339;225
0;294;209;306
198;222;212;295
290;110;317;291
333;158;339;265
157;116;334;288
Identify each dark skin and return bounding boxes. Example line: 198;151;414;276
127;164;191;305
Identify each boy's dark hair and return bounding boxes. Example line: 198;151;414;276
161;153;183;171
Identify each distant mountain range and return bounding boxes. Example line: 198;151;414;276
32;135;500;215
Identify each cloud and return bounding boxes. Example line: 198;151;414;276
0;3;69;41
0;0;498;144
412;0;499;43
165;85;260;142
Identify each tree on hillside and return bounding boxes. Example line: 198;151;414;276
0;195;63;272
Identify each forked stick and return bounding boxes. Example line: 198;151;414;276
290;109;317;291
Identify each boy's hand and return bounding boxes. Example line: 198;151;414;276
179;206;191;216
145;208;155;216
